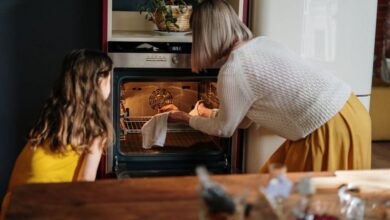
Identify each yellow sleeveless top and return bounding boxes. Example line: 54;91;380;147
8;142;82;188
1;142;82;219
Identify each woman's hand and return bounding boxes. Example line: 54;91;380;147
159;104;192;123
159;104;178;113
168;111;191;123
197;102;215;118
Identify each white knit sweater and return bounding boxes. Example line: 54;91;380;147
189;37;351;141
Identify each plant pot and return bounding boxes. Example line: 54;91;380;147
155;5;192;32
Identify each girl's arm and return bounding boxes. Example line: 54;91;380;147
76;137;104;181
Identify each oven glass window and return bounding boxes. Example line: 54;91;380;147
118;80;223;155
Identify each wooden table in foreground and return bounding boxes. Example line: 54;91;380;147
5;172;333;220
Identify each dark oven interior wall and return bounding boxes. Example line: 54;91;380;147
0;0;101;200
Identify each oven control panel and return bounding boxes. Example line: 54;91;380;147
108;41;192;68
110;53;191;68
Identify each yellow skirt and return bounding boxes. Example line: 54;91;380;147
260;94;371;173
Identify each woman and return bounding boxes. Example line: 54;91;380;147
1;49;114;219
168;0;371;172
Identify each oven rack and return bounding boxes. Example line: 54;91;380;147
122;116;195;133
120;132;221;154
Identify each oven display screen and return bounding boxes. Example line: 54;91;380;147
108;42;192;53
170;46;182;52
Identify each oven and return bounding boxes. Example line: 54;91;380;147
106;41;240;178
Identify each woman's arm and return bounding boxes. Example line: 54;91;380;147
190;78;254;136
76;137;104;181
197;103;253;128
170;61;256;137
196;102;219;118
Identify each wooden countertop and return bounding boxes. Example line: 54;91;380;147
5;172;333;220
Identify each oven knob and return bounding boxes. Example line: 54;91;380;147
172;56;179;65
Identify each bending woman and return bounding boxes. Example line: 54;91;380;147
168;0;371;172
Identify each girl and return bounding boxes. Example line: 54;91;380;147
168;0;371;172
1;49;114;218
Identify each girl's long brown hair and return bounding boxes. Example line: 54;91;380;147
28;49;114;153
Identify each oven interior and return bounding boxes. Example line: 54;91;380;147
112;69;231;178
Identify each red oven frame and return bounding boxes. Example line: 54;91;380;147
98;0;249;178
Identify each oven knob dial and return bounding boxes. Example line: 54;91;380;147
171;56;179;65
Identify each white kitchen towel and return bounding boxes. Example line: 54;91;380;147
141;112;170;149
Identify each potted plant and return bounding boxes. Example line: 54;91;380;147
139;0;193;32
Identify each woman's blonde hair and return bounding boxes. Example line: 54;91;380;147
28;49;114;153
191;0;252;73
